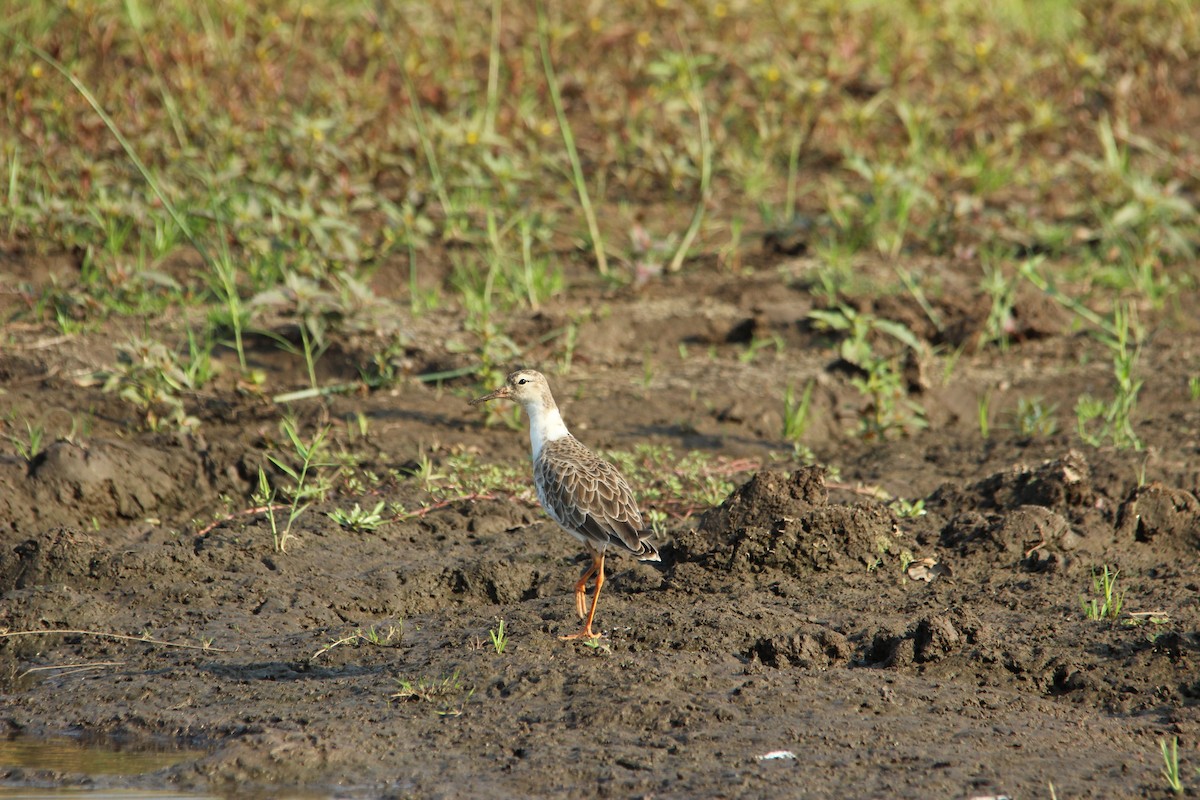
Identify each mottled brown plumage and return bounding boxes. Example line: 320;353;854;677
471;369;660;639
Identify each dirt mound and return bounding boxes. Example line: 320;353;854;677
925;451;1111;569
744;621;852;669
927;450;1098;519
866;608;991;668
672;467;900;579
937;504;1078;567
695;467;830;534
0;437;222;533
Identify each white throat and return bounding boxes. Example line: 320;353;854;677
525;401;570;460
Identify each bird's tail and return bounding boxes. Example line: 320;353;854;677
634;533;661;562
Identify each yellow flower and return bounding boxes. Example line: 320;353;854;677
589;16;602;32
765;66;780;83
466;130;479;145
29;64;43;79
636;30;651;47
713;3;728;18
539;120;555;136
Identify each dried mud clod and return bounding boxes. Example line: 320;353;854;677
744;622;851;670
866;608;990;668
0;527;98;593
939;505;1078;568
927;451;1109;570
1116;482;1200;548
927;450;1097;521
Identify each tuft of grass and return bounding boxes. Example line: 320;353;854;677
259;417;332;553
1160;736;1183;795
489;619;508;654
311;622;403;660
809;305;927;439
782;380;816;449
979;259;1018;351
96;335;212;431
7;418;46;463
1012;396;1059;439
1075;304;1143;451
1082;564;1125;623
391;670;475;716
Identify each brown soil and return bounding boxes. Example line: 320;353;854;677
2;257;1199;798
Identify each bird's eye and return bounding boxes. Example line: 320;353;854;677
517;378;527;385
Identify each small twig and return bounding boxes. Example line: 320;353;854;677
311;633;364;661
272;383;363;404
19;661;124;680
827;480;892;501
394;492;498;522
0;629;229;652
696;458;761;477
664;503;702;520
197;504;288;536
13;335;74;352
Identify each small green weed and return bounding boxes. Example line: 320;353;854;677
392;670;475;716
311;622;403;660
782;380;815;447
1160;736;1183;795
327;501;387;532
260;417;332;552
889;498;926;519
977;392;992;440
808;304;926;438
740;334;784;364
1012;396;1058;438
645;508;669;540
1075;304;1143;450
1082;564;1125;623
7;419;46;463
489;619;508;654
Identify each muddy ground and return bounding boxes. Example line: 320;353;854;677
1;254;1199;799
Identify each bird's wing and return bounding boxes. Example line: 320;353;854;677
535;438;657;559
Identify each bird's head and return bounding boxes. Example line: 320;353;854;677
470;369;553;410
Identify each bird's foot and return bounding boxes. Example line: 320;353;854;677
559;628;603;641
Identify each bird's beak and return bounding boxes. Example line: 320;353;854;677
470;385;511;406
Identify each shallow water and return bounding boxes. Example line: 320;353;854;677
0;736;213;800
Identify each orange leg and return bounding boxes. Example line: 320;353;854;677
571;556;600;620
560;552;605;640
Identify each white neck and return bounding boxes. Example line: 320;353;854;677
526;401;570;459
